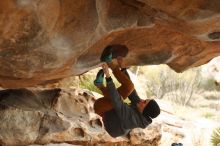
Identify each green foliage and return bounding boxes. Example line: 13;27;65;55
79;75;102;94
202;112;214;119
79;74;132;104
211;127;220;146
79;70;121;95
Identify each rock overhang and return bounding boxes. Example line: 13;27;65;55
1;0;220;88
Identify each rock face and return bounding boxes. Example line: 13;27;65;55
0;88;161;146
1;0;220;87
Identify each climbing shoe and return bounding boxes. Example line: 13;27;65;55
100;45;113;62
94;69;104;86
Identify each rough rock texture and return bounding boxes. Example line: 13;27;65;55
0;88;161;146
1;0;220;87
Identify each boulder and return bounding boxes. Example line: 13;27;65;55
1;0;220;87
0;88;161;146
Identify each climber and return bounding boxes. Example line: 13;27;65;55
93;46;160;137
